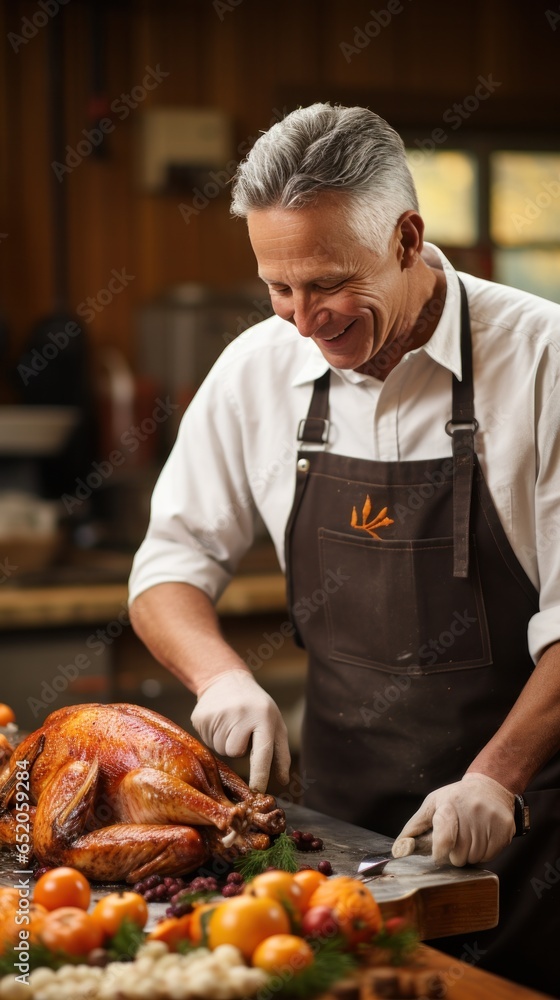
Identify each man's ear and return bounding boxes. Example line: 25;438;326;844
396;211;425;269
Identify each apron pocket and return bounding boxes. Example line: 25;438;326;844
318;528;492;674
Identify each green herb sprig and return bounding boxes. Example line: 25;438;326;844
276;936;358;999
198;906;219;947
367;924;419;966
106;916;147;961
0;940;65;976
233;831;298;879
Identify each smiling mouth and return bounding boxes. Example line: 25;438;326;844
321;320;355;343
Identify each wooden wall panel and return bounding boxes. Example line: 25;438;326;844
396;2;481;95
326;0;400;90
270;0;323;92
478;0;560;100
3;12;53;343
0;0;557;383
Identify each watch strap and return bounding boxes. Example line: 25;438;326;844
514;794;530;836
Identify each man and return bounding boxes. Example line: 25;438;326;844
129;104;560;993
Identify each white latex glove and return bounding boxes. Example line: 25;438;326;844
392;772;516;866
191;669;291;792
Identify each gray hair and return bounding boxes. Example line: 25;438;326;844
230;103;419;253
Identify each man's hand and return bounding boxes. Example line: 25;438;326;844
392;773;516;866
191;669;291;792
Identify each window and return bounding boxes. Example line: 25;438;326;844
406;149;478;248
404;142;560;304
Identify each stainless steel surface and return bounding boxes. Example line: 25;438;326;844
136;284;273;411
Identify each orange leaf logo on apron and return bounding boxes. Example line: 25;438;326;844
350;495;394;539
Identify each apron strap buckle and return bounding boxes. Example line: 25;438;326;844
445;418;479;436
297;417;330;449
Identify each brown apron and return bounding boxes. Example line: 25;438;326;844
284;281;560;996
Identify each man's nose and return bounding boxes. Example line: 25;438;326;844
292;297;330;338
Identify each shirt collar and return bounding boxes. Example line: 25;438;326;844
290;242;464;388
290;342;330;387
417;244;463;381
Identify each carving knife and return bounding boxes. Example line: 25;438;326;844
357;831;434;880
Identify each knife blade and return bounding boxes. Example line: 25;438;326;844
357;831;433;880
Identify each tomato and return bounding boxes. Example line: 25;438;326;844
208;895;291;959
252;933;314;974
293;870;328;910
34;866;91;911
0;704;15;726
244;871;305;914
90;892;148;938
301;905;340;940
147;913;192;951
39;907;104;957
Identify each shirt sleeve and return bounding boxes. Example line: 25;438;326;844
128;354;257;606
526;350;560;661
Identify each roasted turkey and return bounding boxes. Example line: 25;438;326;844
0;703;285;882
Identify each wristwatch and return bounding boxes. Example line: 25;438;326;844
514;794;530;836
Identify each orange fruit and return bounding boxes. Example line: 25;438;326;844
0;890;48;955
0;704;15;726
308;876;382;947
34;866;91;911
252;933;314;974
208;895;291;959
90;892;148;938
293;869;328;910
147;913;192;950
244;870;305;913
0;890;28;956
0;888;20;915
39;906;104;957
25;902;48;947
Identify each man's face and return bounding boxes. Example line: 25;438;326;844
247;193;411;372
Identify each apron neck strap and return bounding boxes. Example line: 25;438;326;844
297;369;331;447
451;278;477;425
446;277;478;579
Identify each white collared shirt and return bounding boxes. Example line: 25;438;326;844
129;245;560;663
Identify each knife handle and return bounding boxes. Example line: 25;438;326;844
391;830;433;858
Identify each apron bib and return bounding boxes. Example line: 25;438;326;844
284;280;560;995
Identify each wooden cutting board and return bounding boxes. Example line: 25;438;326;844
280;801;499;941
317;945;553;1000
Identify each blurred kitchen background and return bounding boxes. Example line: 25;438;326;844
0;0;558;786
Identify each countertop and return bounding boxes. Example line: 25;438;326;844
0;800;551;998
0;543;287;629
